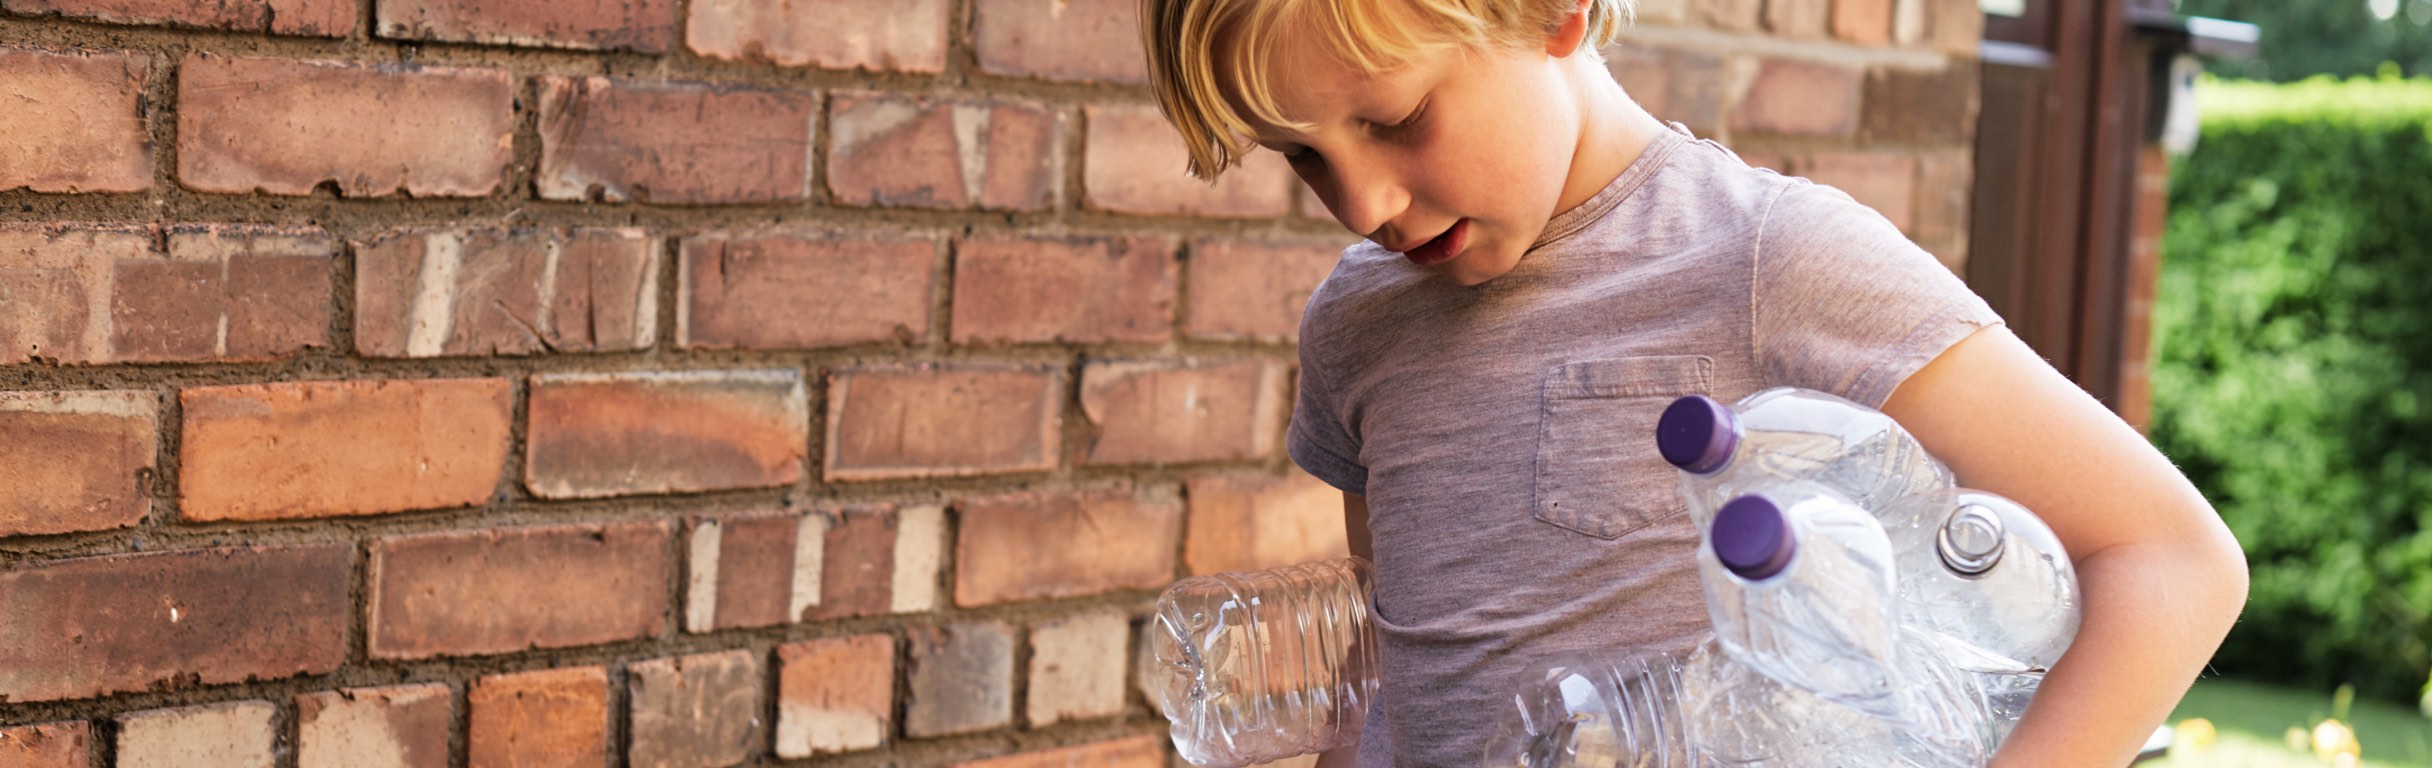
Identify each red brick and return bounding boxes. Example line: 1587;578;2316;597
1914;148;1973;251
972;0;1147;83
178;55;512;197
1185;240;1340;342
0;391;154;538
1185;471;1351;575
824;365;1063;481
368;521;671;659
1763;0;1828;36
0;545;350;702
1697;0;1761;30
1084;104;1294;218
179;379;512;521
296;685;451;768
800;504;946;620
526;370;808;498
628;650;764;768
1;224;332;364
952;736;1165;768
1862;65;1979;144
1080;359;1286;465
1929;0;1985;56
0;46;151;193
1802;152;1919;233
678;230;933;350
117;700;277;768
905;623;1013;737
356;228;659;358
954;488;1181;606
535;75;816;204
829;91;1063;211
776;634;893;758
1833;0;1893;45
1604;44;1732;135
0;0;353;34
1028;612;1129;726
686;0;946;72
0;722;88;768
1731;58;1861;137
953;236;1174;344
469;667;609;768
686;510;818;632
378;0;677;51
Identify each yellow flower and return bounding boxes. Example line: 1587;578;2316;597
2175;718;2218;752
2312;719;2361;763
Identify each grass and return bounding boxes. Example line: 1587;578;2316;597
2140;677;2432;767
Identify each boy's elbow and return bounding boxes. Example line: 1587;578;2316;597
2189;499;2252;627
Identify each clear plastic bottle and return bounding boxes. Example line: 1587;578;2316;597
1656;389;1954;532
1483;649;1703;768
1698;485;1906;720
1152;557;1380;768
1880;489;2081;677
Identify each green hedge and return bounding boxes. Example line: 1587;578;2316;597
2152;74;2432;703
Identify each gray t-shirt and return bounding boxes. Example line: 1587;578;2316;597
1286;125;2005;768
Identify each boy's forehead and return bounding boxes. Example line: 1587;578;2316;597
1248;34;1423;134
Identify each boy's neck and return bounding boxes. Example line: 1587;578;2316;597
1553;58;1671;218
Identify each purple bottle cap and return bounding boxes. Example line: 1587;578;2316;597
1657;395;1739;475
1712;495;1795;580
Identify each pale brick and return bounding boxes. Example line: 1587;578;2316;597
1;0;354;34
972;0;1147;83
369;522;672;659
1186;471;1351;575
678;230;933;350
687;0;947;72
296;685;451;768
776;634;893;758
952;737;1165;768
179;55;513;197
378;0;677;51
1833;0;1894;45
628;650;764;768
1763;0;1829;37
906;623;1013;737
955;488;1181;606
891;503;945;613
179;379;512;521
1698;0;1760;30
536;75;817;204
1185;240;1341;342
1080;359;1287;465
1;224;333;364
824;365;1063;481
1803;152;1919;233
0;46;151;193
117;701;276;768
1085;104;1294;218
0;390;155;538
1028;612;1130;726
356;228;659;357
526;370;808;498
953;236;1174;344
469;667;609;768
1929;0;1985;56
829;91;1063;210
1730;58;1861;137
0;722;88;768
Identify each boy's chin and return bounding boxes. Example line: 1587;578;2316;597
1435;252;1522;286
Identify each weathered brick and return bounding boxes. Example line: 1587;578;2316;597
1604;44;1732;134
795;504;945;620
1028;612;1129;726
179;379;511;521
1914;148;1973;248
0;391;154;538
776;634;893;758
954;488;1181;606
952;736;1165;768
0;722;88;768
1;224;333;364
1185;240;1340;342
469;667;609;768
1084;104;1295;218
356;228;658;358
830;91;1063;211
297;685;451;768
1186;471;1351;575
825;366;1063;481
0;545;350;702
972;0;1147;83
1763;0;1828;36
953;236;1174;344
526;370;807;498
1080;359;1287;465
687;0;946;71
0;224;139;364
378;0;677;51
0;0;353;34
1862;65;1978;144
117;700;277;768
628;650;764;768
1833;0;1893;45
369;521;672;659
1802;152;1919;233
1697;0;1761;30
1730;58;1861;137
687;510;821;632
906;623;1013;737
0;46;151;193
535;75;816;204
678;231;933;350
179;55;513;197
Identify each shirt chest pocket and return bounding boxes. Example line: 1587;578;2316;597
1531;355;1714;540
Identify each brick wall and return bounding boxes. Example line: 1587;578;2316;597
0;0;1978;766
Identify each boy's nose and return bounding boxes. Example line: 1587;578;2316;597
1329;173;1410;246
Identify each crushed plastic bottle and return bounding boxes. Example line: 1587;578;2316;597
1152;557;1380;768
1698;484;1905;719
1657;389;1954;532
1881;489;2081;676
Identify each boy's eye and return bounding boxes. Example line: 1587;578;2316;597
1376;98;1429;139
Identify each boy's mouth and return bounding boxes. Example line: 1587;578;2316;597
1400;219;1469;267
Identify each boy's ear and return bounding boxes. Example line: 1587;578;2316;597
1543;0;1595;57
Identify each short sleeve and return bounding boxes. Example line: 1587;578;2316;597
1751;182;2007;408
1287;317;1369;496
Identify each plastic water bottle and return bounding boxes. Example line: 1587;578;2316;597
1483;649;1702;768
1657;389;1954;531
1698;485;1905;719
1880;489;2081;676
1151;557;1380;768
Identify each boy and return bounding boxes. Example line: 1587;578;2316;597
1139;0;2251;765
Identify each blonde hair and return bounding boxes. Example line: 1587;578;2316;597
1142;0;1632;179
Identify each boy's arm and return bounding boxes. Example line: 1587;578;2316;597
1314;492;1374;768
1881;325;2249;767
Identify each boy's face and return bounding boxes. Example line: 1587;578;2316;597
1249;31;1591;286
